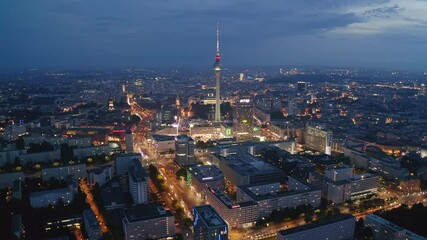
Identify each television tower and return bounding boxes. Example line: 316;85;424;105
214;22;222;123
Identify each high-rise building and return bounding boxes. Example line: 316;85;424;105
214;23;222;123
287;98;297;116
115;153;142;175
239;73;245;81
108;99;115;111
304;125;332;155
297;81;308;92
128;159;149;204
233;96;254;138
122;204;175;240
193;205;228;240
126;129;134;153
175;135;196;166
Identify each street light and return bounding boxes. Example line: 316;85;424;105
189;123;194;136
172;123;179;136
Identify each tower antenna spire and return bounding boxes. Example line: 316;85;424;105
216;22;220;55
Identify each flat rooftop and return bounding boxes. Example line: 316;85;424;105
223;152;282;177
278;214;355;236
116;153;141;158
238;182;319;202
208;187;257;209
129;160;148;182
123;204;173;223
194;205;227;228
367;214;426;239
30;187;71;198
152;134;175;141
188;165;224;182
83;209;100;229
101;176;127;207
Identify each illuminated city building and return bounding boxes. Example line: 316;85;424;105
187;165;225;201
128;159;149;204
365;214;426;240
233;96;254;139
304;124;333;155
175;135;196;166
122;204;175;240
115;153;142;176
126;129;134;153
193;205;228;240
108;99;115;111
277;214;356;240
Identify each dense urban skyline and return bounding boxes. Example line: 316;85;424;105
1;1;427;240
2;0;427;70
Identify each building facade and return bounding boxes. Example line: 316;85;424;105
175;135;196;166
83;209;102;240
233;97;254;139
87;165;113;187
42;163;87;181
193;205;228;240
365;214;426;240
115;153;142;176
122;204;175;240
277;214;356;240
30;188;74;208
304;125;332;155
128;160;149;204
188;165;225;201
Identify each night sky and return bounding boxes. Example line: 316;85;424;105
2;0;427;69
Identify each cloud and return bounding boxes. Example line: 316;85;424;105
0;0;426;69
363;4;404;18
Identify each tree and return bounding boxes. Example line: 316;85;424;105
148;164;158;180
176;168;187;180
304;214;313;223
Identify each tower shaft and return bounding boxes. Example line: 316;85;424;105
215;71;221;122
213;23;222;123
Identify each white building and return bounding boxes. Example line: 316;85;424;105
128;160;149;204
30;187;74;208
122;204;175;240
42;164;87;181
73;145;110;159
19;149;61;165
237;179;321;219
309;166;379;203
151;135;175;153
365;214;426;240
325;166;353;181
206;187;258;228
115;153;142;176
187;165;224;201
87;166;113;187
